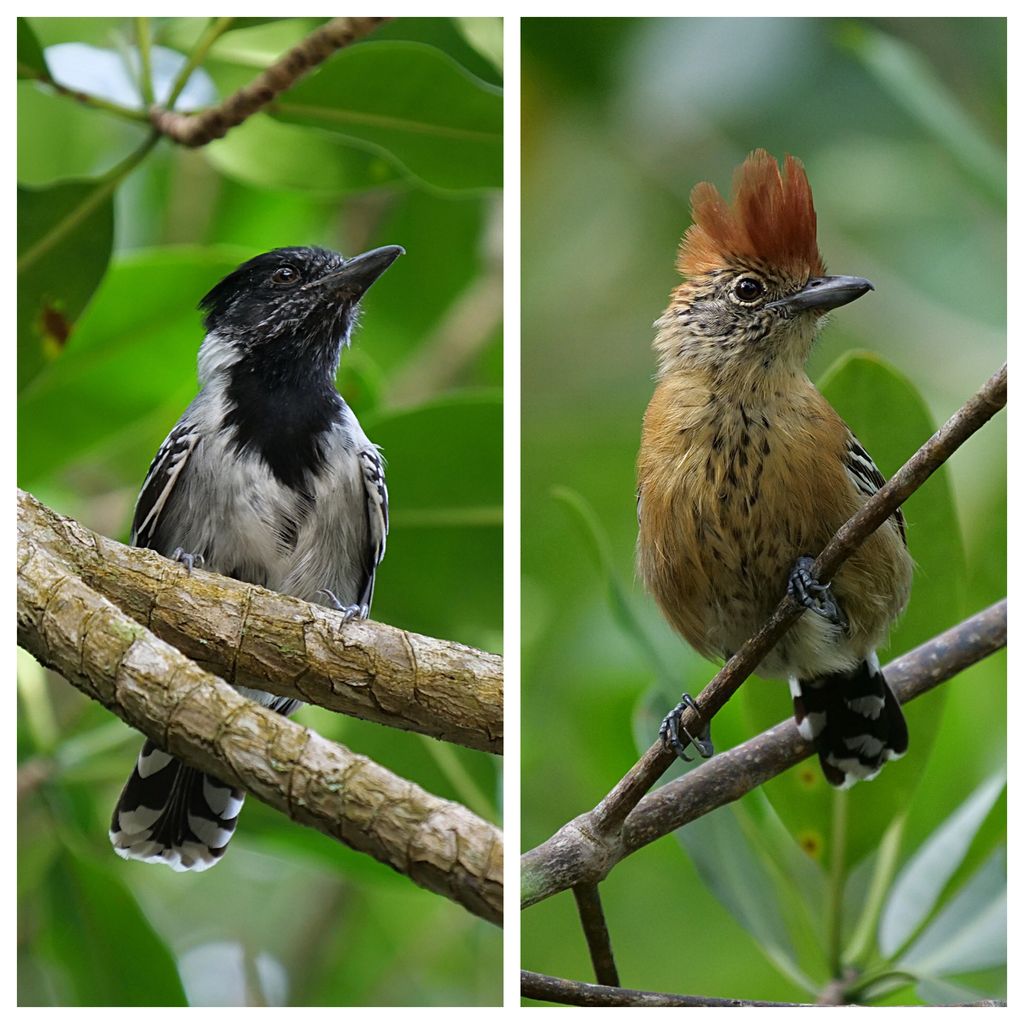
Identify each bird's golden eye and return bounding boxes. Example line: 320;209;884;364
734;277;764;302
271;264;300;286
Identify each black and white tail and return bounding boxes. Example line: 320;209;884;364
109;740;244;871
789;653;908;788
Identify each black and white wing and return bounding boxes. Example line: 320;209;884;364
356;446;389;612
131;422;201;551
843;432;907;545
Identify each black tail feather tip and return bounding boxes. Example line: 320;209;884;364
791;658;908;788
109;740;244;871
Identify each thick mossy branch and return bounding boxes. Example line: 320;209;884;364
17;538;502;925
17;490;502;754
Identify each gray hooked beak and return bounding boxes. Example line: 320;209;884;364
315;245;405;296
766;275;874;315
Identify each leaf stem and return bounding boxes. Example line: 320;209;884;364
843;815;905;966
21;65;151;123
164;16;234;109
17;132;159;275
826;792;849;977
135;17;155;107
845;967;918;1004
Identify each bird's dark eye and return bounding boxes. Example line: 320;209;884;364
271;264;301;286
734;277;764;302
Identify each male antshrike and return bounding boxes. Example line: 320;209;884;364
109;243;402;869
636;150;911;786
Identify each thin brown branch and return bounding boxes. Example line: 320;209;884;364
521;971;1005;1007
522;599;1005;907
17;541;502;925
573;883;620;986
28;70;152;122
592;362;1006;836
150;17;389;147
18;489;502;754
520;970;806;1006
622;599;1005;855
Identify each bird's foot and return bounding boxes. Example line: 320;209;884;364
318;589;367;624
171;548;205;574
659;693;714;761
788;556;847;629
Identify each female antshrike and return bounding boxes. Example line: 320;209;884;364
636;150;911;787
109;243;402;869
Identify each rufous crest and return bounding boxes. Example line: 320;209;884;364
677;150;825;279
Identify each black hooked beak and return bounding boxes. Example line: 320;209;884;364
766;275;874;315
314;245;405;297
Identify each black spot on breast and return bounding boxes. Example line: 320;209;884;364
223;366;343;491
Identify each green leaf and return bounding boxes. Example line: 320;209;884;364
37;849;186;1005
842;815;906;965
367;189;491;371
226;17;304;31
454;18;503;74
366;391;501;524
553;486;679;690
880;772;1005;957
204;114;403;196
18;17;49;78
17;81;151;187
900;847;1005;976
365;393;502;646
17;649;59;753
202;18;328;68
914;976;994;1007
670;803;817;993
272;41;502;192
839;24;1005;206
17;180;115;393
18;246;248;488
373;17;502;85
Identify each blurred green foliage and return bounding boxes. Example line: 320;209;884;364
18;16;501;1007
522;17;1004;1006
